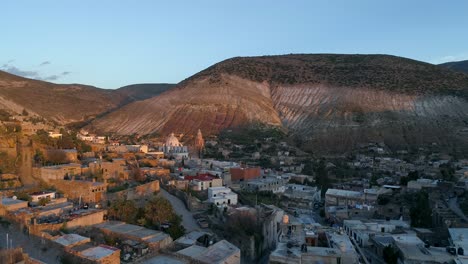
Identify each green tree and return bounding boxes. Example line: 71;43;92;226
383;245;399;264
409;191;432;228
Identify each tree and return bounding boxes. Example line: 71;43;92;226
38;197;50;206
409;191;432;228
383;245;399;264
144;197;175;226
107;199;139;224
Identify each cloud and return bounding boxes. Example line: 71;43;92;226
1;65;40;78
39;61;51;66
430;52;468;64
41;75;60;81
1;61;72;81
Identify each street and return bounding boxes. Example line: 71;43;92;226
158;188;200;232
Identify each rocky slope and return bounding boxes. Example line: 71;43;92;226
89;54;468;152
440;60;468;74
115;83;175;103
0;70;174;124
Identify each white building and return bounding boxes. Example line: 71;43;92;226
160;133;189;159
126;144;148;153
48;131;62;139
30;191;56;202
208;187;238;207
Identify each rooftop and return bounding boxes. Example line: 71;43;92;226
177;245;206;258
193;240;240;263
326;189;362;198
449;228;468;252
54;234;90;247
1;197;28;206
94;221;170;243
80;245;118;260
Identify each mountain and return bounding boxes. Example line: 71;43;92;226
0;70;175;124
0;70;129;123
86;54;468;153
439;60;468;74
115;83;175;103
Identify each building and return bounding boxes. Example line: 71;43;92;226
48;131;63;138
54;234;91;249
67;245;121;264
269;214;359;264
0;197;28;213
283;184;321;201
230;167;261;182
95;221;173;250
160;133;189;159
407;178;438;190
392;233;455;264
88;159;129;180
50;179;107;203
126;144;149;153
343;219;410;247
448;228;468;263
185;174;223;191
30;191;56;202
38;163;82;182
240;177;286;193
177;239;240;264
325;189;363;207
208;187;238;207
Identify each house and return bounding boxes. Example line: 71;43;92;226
240;177;286;193
50;179;107;203
325;189;363;207
38;163;82;182
230;167;261;182
208;187;238;207
177;239;240;264
185;174;223;191
30;191;56;202
283;184;321;201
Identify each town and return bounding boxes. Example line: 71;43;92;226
1;115;468;264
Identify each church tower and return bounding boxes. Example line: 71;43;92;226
195;129;205;157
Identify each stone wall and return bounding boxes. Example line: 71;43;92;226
107;180;160;201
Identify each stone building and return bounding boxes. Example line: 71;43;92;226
50;179;107;203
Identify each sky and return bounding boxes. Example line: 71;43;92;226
1;0;468;89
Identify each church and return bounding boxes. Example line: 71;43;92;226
160;133;189;160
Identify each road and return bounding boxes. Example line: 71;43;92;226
0;223;62;263
448;197;468;222
158;188;200;232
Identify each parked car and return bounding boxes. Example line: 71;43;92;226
197;218;209;228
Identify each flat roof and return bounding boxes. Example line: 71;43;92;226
1;197;28;205
175;231;208;246
193;240;240;263
80;245;118;260
449;228;468;252
177;245;206;258
141;255;187;264
95;221;170;242
54;234;90;247
326;189;362;198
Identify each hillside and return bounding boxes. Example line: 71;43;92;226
88;54;468;153
0;71;173;124
439;60;468;74
116;83;175;103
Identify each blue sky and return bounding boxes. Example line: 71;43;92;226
1;0;468;88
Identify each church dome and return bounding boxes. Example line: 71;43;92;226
165;133;182;147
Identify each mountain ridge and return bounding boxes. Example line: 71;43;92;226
88;54;468;152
